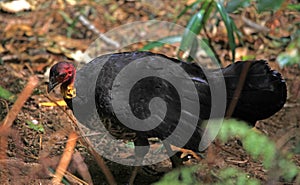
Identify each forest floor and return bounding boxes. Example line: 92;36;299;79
0;0;299;184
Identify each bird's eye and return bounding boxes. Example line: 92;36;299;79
57;73;67;81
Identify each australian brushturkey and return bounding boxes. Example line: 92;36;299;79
48;51;286;180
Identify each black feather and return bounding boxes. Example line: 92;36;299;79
63;51;286;152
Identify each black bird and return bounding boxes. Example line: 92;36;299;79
48;51;287;182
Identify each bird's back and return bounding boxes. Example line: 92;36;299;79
67;51;286;152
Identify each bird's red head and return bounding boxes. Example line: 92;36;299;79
48;62;76;99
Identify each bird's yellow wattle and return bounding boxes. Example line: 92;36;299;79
61;84;76;99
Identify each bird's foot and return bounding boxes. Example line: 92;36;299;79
129;166;141;185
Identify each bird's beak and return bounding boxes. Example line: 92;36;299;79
47;80;59;93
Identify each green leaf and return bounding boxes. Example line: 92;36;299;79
218;120;276;169
225;0;251;13
202;1;215;24
0;85;16;102
287;3;300;11
59;11;73;25
277;53;300;67
176;0;203;21
48;167;70;185
180;9;205;53
141;35;182;51
241;55;256;60
125;141;135;149
276;35;300;68
262;141;276;169
257;0;285;13
243;132;262;159
216;1;237;62
26;120;45;133
294;141;300;154
179;0;214;60
278;158;299;181
153;166;198;185
217;167;261;185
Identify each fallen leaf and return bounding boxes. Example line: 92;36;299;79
0;0;31;13
235;47;249;60
4;24;33;38
39;100;67;107
66;0;77;5
25;120;45;133
186;0;197;6
0;85;16;102
0;44;6;53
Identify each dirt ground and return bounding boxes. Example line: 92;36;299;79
0;0;299;185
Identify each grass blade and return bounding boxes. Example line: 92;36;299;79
225;0;251;13
179;0;215;61
141;35;182;51
216;1;237;62
176;0;203;21
257;0;285;13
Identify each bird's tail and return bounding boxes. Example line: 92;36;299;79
222;60;287;125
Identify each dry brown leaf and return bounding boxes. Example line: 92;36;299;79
235;47;249;60
46;46;63;55
47;35;89;51
0;44;6;53
186;0;197;6
66;0;77;6
52;132;77;184
38;18;53;36
113;8;128;21
0;0;31;13
39;100;67;107
5;24;33;38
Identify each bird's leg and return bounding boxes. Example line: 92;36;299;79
163;141;183;168
129;136;150;185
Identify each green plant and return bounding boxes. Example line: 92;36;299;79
219;119;299;182
154;119;299;185
59;11;80;38
0;85;16;103
142;0;289;63
26;120;45;133
153;166;199;185
276;31;300;68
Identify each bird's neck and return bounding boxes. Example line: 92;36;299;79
60;73;76;100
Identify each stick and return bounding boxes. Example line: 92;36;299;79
76;14;120;49
45;94;117;185
1;76;39;129
0;76;39;183
52;131;77;184
225;61;252;118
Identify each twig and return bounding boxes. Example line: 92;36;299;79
0;76;38;183
76;13;120;49
171;145;202;161
0;100;9;161
214;141;240;157
44;94;77;124
241;16;269;33
230;14;269;33
1;76;39;129
63;170;90;185
0;76;39;157
275;125;299;153
225;158;248;164
44;94;117;185
225;61;252;118
72;151;93;184
52;131;77;184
